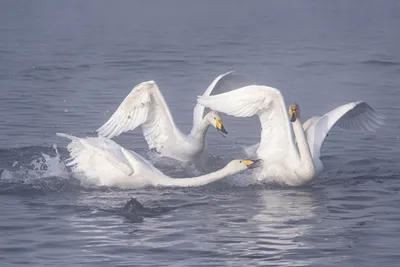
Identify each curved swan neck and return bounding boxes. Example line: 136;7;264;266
189;117;210;141
292;118;315;174
159;166;233;187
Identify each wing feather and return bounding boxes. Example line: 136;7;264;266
192;71;235;131
56;133;135;180
305;101;384;158
97;82;151;137
97;81;182;152
198;85;267;117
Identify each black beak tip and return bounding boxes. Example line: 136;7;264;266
219;125;228;135
290;115;296;122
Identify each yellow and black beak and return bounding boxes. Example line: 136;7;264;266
215;119;228;136
243;159;261;169
289;109;297;122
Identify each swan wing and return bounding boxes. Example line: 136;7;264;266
305;101;384;158
303;116;320;132
96;81;182;151
197;85;296;159
57;133;136;179
192;71;235;129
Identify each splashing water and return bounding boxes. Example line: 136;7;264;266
0;144;74;193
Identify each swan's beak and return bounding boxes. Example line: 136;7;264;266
243;159;261;169
216;119;228;137
289;110;297;122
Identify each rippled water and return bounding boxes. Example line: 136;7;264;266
1;1;400;266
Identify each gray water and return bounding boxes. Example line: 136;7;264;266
1;1;400;266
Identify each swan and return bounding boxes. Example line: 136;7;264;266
96;72;235;163
197;85;384;186
57;133;258;189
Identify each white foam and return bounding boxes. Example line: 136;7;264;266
0;144;69;183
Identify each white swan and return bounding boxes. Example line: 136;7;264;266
57;133;258;189
197;85;384;186
96;72;234;163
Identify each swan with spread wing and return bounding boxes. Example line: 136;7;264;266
96;72;234;163
197;85;384;186
57;133;258;188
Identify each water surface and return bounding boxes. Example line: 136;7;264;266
1;1;399;266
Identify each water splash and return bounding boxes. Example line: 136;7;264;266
0;145;75;193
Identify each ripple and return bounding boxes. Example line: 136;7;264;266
361;60;400;66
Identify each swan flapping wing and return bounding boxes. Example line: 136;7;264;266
197;85;296;158
192;71;235;129
305;101;385;158
57;133;136;180
96;81;181;151
303;116;320;132
197;85;268;117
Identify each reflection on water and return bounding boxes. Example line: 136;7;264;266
60;188;322;266
251;190;316;265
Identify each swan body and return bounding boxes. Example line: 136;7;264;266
197;85;384;186
96;72;234;163
57;133;257;189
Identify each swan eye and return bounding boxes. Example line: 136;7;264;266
214;117;216;120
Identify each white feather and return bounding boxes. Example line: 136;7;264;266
56;133;136;185
192;70;235;130
97;81;182;153
198;85;297;159
305;101;385;158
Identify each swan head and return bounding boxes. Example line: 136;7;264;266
226;159;261;172
206;111;228;136
289;103;301;122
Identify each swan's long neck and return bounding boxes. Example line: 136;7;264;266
292;118;315;179
158;165;235;187
189;117;210;142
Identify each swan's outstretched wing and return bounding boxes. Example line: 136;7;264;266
303;116;320;132
197;85;296;159
305;101;384;158
192;71;235;129
57;133;137;181
96;81;182;152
